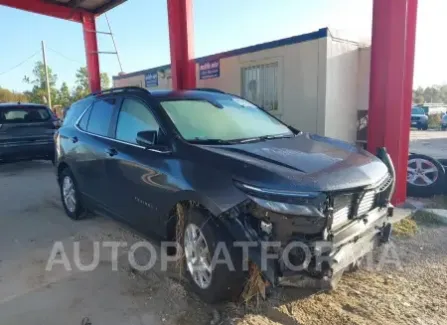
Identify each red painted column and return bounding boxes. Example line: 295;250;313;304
167;0;196;90
367;0;418;204
82;13;101;93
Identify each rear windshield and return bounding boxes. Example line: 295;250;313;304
0;106;51;123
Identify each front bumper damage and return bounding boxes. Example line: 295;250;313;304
220;147;397;289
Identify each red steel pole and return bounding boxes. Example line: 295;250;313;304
367;0;418;205
82;13;101;93
167;0;196;90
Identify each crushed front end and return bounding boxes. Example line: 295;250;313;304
222;148;396;289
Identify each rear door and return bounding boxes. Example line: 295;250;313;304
0;105;56;146
71;96;120;208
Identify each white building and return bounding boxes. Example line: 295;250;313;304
113;28;371;144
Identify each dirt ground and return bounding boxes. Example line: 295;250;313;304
1;160;446;325
410;130;447;160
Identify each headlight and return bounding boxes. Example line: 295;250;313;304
248;195;324;217
234;181;325;217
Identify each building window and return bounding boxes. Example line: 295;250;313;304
241;62;279;112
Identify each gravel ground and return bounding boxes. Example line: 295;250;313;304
231;223;447;325
1;161;446;325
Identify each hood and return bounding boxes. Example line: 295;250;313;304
194;133;389;193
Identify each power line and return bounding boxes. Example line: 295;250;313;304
47;47;84;65
0;50;40;77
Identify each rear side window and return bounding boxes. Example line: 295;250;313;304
63;97;94;126
86;98;116;137
0;106;51;123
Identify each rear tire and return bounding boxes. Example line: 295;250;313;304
182;207;246;303
58;167;87;220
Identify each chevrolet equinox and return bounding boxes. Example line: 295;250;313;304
55;87;396;303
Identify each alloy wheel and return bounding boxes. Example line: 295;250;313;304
184;223;212;289
407;158;439;186
62;176;77;212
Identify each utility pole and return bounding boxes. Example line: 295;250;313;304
41;41;52;109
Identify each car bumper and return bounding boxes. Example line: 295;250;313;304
411;121;427;127
0;141;54;160
277;205;393;287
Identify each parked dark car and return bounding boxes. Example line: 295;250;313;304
0;103;59;163
55;87;396;302
441;114;447;130
411;106;428;130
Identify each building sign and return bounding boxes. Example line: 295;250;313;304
145;72;158;87
199;60;220;79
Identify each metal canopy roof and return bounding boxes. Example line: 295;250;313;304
47;0;126;15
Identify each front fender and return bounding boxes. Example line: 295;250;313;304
218;213;278;286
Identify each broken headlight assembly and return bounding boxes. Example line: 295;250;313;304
234;181;327;218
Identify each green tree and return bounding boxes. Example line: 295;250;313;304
23;61;59;105
56;82;72;108
413;86;424;104
72;67;110;101
0;87;29;103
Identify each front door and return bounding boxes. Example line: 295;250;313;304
105;96;173;235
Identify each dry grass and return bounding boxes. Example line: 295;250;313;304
392;217;418;237
241;262;267;305
175;203;186;275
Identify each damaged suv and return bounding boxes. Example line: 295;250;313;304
55;87;395;303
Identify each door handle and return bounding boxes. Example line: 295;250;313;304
71;136;78;143
105;148;118;157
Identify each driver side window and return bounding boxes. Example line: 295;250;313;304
115;98;159;145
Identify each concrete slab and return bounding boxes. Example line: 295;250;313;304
424;209;447;225
0;161;208;325
409;130;447;160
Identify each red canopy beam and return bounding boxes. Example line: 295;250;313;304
0;0;88;22
367;0;418;204
167;0;196;90
82;13;101;93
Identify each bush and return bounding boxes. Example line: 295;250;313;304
428;114;442;128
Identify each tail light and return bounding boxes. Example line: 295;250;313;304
52;119;62;128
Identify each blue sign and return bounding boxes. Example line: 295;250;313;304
145;72;158;87
199;60;220;80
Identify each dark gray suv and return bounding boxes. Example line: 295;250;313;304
55;87;396;303
0;103;59;163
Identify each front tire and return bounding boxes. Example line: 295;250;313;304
59;168;86;220
182;208;245;303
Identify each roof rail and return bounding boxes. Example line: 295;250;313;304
90;86;149;97
192;88;226;94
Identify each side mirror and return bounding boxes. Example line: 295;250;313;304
136;130;157;147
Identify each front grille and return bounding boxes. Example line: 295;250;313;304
332;194;353;230
357;191;375;216
411;116;420;121
331;172;394;228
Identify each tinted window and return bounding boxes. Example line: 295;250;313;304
86;98;116;137
411;107;425;115
63;97;94;126
78;107;91;130
116;98;159;144
0;106;51;124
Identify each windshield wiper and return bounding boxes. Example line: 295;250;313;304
189;138;235;145
262;133;295;140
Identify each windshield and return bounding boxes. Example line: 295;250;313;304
412;107;425;115
160;97;293;141
0;105;51;123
